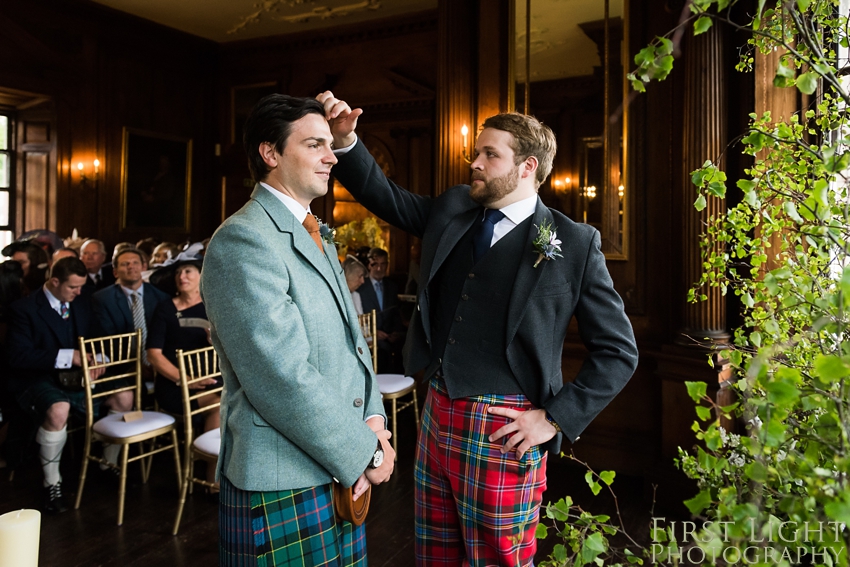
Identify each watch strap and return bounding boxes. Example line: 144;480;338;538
545;411;562;433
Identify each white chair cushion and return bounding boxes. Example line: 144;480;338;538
193;429;221;456
376;374;415;395
92;411;175;439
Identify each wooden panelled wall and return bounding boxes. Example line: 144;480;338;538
0;0;218;249
1;0;759;500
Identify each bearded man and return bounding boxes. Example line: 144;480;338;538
319;91;638;567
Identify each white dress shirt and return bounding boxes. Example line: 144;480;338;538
43;287;74;369
260;182;311;222
120;284;144;310
490;195;538;246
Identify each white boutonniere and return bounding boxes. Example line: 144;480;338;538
316;216;337;247
532;220;562;268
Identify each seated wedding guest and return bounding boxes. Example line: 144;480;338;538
2;241;49;297
359;247;406;373
342;255;367;315
111;242;135;263
147;250;219;456
6;258;132;513
52;248;78;264
92;249;168;371
150;242;180;267
80;239;115;294
135;238;159;261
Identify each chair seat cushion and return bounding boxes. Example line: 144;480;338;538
93;411;175;439
193;428;221;456
376;374;415;395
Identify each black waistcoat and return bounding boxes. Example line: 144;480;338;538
430;214;532;399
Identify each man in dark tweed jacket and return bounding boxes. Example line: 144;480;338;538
319;91;638;567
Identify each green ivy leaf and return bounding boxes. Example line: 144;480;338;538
796;0;811;10
600;471;616;485
685;381;707;401
796;71;818;95
695;405;712;421
814;355;850;382
684;489;712;515
581;532;607;564
765;380;800;405
693;16;713;35
745;461;768;482
535;523;549;540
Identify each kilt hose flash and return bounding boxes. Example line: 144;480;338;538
414;377;548;567
219;475;367;567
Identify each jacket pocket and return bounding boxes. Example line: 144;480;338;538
252;412;271;427
533;282;571;297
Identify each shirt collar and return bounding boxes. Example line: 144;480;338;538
120;284;143;299
260;182;311;223
496;194;538;226
43;286;63;311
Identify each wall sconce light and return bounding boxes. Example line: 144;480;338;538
584;185;597;200
618;184;625;199
460;125;472;164
553;177;572;192
75;158;100;185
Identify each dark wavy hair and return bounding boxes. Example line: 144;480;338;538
243;94;326;183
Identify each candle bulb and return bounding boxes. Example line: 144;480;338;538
93;159;100;174
461;125;468;149
0;509;41;567
77;162;83;172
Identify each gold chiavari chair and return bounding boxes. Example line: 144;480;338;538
172;345;223;535
358;309;419;460
74;330;182;526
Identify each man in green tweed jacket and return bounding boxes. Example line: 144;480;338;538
201;94;395;567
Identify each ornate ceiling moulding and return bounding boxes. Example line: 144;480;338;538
228;0;383;35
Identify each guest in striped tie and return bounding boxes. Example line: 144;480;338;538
91;248;168;369
5;257;132;513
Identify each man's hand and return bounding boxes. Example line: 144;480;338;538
376;330;390;341
85;353;106;380
316;91;362;150
352;473;371;501
487;407;557;459
188;378;218;390
364;429;395;485
72;350;83;367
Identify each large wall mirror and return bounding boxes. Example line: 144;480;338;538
515;0;628;260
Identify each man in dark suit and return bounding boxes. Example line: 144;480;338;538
357;247;406;373
80;239;115;295
319;91;638;566
6;258;132;513
91;248;168;368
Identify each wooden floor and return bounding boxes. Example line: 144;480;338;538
0;414;653;566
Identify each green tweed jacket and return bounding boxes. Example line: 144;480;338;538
201;185;385;491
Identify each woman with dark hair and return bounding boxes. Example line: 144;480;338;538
147;253;219;430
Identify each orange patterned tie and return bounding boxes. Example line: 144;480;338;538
302;215;325;255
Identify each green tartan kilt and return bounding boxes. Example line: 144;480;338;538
219;475;367;567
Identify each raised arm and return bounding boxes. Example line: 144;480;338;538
317;91;432;237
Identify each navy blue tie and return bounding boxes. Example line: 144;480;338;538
472;208;505;264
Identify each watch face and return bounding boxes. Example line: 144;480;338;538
373;449;384;468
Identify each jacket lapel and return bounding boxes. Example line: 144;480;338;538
425;206;481;285
35;291;68;345
251;185;350;324
114;286;134;330
506;199;553;344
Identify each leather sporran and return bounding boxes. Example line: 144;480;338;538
333;481;370;526
57;369;85;391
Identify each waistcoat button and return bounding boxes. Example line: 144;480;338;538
354;398;363;407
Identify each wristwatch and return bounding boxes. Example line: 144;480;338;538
368;441;384;469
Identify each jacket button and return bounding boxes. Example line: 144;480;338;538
358;347;363;354
448;338;456;344
354;398;363;407
461;294;469;301
468;273;475;279
438;357;442;364
455;316;462;322
417;304;421;311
